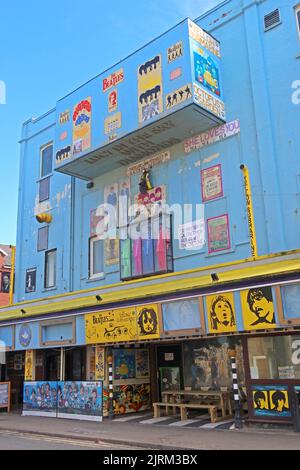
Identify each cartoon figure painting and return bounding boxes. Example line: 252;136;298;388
206;292;237;333
252;386;290;417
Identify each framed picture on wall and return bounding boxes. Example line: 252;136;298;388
25;269;37;293
1;272;10;293
207;214;230;253
201;164;223;202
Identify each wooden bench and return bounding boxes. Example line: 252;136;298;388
153;402;218;423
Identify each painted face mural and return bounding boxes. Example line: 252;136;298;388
138;307;158;335
252;387;290;417
241;287;276;330
206;293;237;333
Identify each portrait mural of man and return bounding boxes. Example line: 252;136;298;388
1;272;10;293
137;304;160;340
241;286;277;330
206;292;237;333
253;389;269;411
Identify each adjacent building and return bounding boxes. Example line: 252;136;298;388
1;0;300;424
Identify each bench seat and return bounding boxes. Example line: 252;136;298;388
152;402;218;422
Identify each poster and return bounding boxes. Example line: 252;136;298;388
240;286;277;330
136;349;150;378
90;209;105;237
205;292;237;333
113;383;150;414
118;177;130;230
23;381;57;417
138;55;163;123
194;49;220;97
178;220;205;250
194;83;225;120
113;349;136;380
252;385;291;418
1;272;10;293
104;182;119;265
167;41;183;63
207;214;230;253
104;112;122;135
159;367;180;392
201;164;223;202
25;268;37;293
0;382;10;408
165;84;192;110
57;381;103;422
188;19;221;57
25;350;34;381
95;346;105;381
85;304;160;344
72;97;91;154
134;185;166;207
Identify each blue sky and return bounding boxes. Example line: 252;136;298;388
0;0;220;245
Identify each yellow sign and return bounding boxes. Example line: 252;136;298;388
138;55;163;123
25;350;34;381
85;304;160;344
240;287;276;330
205;292;237;333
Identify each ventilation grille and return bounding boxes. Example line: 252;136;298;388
264;9;281;31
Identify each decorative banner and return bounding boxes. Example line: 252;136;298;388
90;209;105;237
252;385;291;418
167;41;183;63
72;97;91;154
207;214;230;253
194;48;221;97
194;83;225;120
201;164;223;202
184;119;240;153
127;151;170;176
59;110;70;124
57;381;103;422
104;112;122;134
104;238;119;266
85;304;160;344
95;347;105;381
165;84;192;110
138;55;163;123
23;381;57;417
113;349;136;380
178;220;205;250
205;292;237;333
108;89;118;112
136;350;150;378
188;19;221;57
102;68;124;92
25;350;34;381
134;185;166;207
240;286;277;330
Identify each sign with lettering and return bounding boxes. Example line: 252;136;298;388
184;119;240;153
102;69;124;92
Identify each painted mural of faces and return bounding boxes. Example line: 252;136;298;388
246;287;275;326
137;307;158;336
206;293;237;333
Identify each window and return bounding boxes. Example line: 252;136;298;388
39;177;50;202
40;144;53;178
248;336;300;380
37;226;49;251
296;4;300;40
89;237;103;279
44;249;56;289
120;212;173;281
264;9;281;31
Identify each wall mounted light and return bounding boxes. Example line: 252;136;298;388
211;273;219;282
87;182;94;189
20;309;26;315
95;295;102;302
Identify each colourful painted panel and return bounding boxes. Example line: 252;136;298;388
252;385;291;418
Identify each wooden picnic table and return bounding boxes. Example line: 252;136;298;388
161;389;232;418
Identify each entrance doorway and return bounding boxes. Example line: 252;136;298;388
65;347;85;381
156;344;183;399
45;349;60;381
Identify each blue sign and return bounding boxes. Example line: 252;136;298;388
19;324;32;348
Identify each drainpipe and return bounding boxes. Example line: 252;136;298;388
9;245;16;306
240;164;258;259
69;176;76;292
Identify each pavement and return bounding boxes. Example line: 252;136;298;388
0;411;300;450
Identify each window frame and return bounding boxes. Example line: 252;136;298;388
89;236;104;280
40;142;53;179
37;225;49;252
295;4;300;41
44;249;57;289
38;176;51;203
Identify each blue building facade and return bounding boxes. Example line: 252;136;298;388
1;0;300;423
